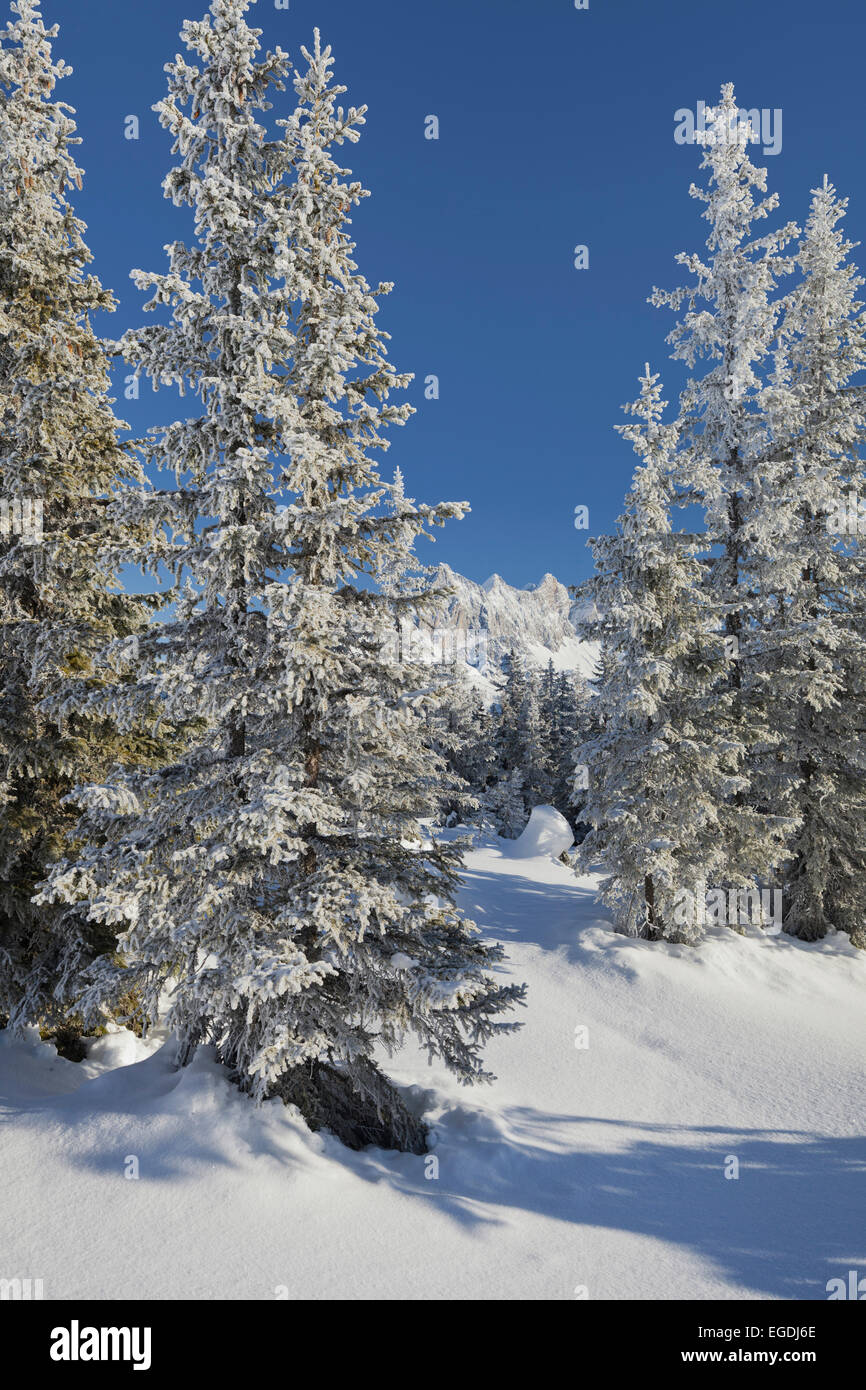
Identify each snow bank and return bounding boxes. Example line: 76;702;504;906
505;804;574;859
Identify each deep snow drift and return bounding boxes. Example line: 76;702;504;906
506;804;574;859
1;829;863;1301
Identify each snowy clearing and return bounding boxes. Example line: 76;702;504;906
1;830;863;1301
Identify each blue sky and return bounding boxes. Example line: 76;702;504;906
47;0;866;588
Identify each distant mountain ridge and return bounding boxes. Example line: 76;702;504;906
423;565;598;695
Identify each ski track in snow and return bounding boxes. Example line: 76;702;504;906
1;830;863;1301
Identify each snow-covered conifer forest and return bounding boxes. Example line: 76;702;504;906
0;0;864;1317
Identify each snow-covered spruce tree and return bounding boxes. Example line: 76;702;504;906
454;684;497;806
427;669;494;825
493;651;552;820
0;0;174;1032
495;649;530;777
519;674;553;809
539;659;557;737
37;5;524;1151
484;767;526;840
534;660;559;806
380;470;488;826
574;369;745;941
542;663;589;823
650;83;796;897
757;178;866;944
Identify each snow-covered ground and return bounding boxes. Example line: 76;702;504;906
1;828;863;1301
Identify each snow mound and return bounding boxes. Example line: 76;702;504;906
506;804;574;859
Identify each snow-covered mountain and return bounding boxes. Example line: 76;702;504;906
422;565;598;697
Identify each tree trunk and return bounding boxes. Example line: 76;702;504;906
267;1057;429;1154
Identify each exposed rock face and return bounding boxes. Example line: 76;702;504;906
422;565;598;686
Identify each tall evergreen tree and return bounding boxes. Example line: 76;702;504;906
520;672;552;808
429;670;494;825
0;0;171;1030
759;178;866;944
37;4;524;1150
489;652;584;828
535;659;559;804
484;766;526;840
651;83;796;897
495;649;529;776
553;670;587;818
494;652;549;808
575;369;743;941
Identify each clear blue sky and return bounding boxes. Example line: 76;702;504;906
47;0;866;587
